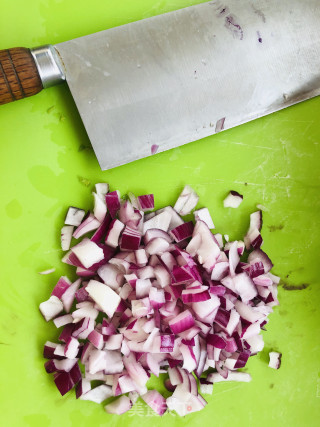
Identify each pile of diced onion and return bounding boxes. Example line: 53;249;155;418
40;184;280;416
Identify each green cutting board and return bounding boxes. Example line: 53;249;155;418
0;1;319;426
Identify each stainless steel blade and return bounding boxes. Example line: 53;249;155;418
55;0;320;170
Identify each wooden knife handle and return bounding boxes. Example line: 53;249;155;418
0;47;43;105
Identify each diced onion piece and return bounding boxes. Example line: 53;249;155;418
61;279;81;313
71;238;104;269
145;237;170;255
73;213;100;239
170;222;194;242
105;219;125;248
105;191;121;219
174;185;199;216
64;337;79;359
51;276;72;299
53;314;73;328
169;310;195;334
207;372;251;383
39;296;63;322
141;390;167;416
61;225;74;251
137;194;154;212
93;192;107;222
156;206;184;230
194;208;215;229
143;211;171;234
223;191;243;208
80;384;113;403
120;226;141;251
135;249;148;267
86;280;121;318
95;183;109;199
88;330;104;350
268;351;282;369
65;207;85;226
76;379;91;399
199;379;213;394
105;395;132;415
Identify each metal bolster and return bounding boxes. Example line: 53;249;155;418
30;45;66;89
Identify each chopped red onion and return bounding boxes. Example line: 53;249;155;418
268;351;282;369
164;378;176;392
199;379;213;394
61;225;74;251
80;384;113;403
169;310;195;334
156;206;184;230
105;191;121;219
51;276;71;299
45;358;78;374
98;263;124;290
181;287;210;303
71;238;104;269
137;194;154;212
120;226;141;251
170;221;194;242
207;334;226;349
149;287;165;309
53;314;73;328
90;213;112;243
72;317;94;340
207;372;251;383
54;363;81;396
233;273;257;303
92;192;107;223
187;220;220;271
95;183;109;199
194;208;215;229
73;213;100;239
40;296;64;322
88;330;104;350
105;395;132;414
174;185;199;216
154;265;171;288
43;341;60;359
141;390;167;416
145;237;170;255
105;219;125;248
76;379;91;399
135;248;148;267
104;334;123;350
160;334;175;352
64;337;80;359
61;279;81;313
223;191;243;208
41;183;279;416
86;280;121;318
143;211;171;234
65;207;86;226
248;249;273;273
211;262;229;281
144;228;172;244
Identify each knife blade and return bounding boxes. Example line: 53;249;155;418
1;0;320;170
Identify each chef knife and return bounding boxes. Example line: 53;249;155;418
1;0;319;170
